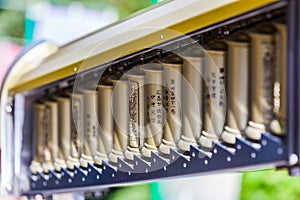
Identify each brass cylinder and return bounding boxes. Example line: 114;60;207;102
140;63;164;158
124;67;146;160
30;103;46;174
80;89;99;167
199;41;227;149
222;32;250;144
246;23;276;140
159;54;183;154
67;93;84;169
109;74;129;163
94;82;114;165
54;96;71;171
270;21;286;135
43;100;59;173
178;47;204;151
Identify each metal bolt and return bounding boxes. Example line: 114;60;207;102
160;34;164;40
5;104;12;113
289;154;298;166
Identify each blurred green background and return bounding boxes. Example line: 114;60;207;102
0;0;299;199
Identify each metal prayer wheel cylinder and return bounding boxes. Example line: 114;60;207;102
80;89;99;168
67;93;84;170
178;46;204;151
54;96;71;171
124;67;146;160
199;40;227;149
159;54;183;155
245;23;276;141
30;103;46;174
222;32;250;145
109;74;129;163
270;21;287;135
94;81;114;165
140;63;164;158
43;100;59;173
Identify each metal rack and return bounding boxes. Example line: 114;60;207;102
28;133;285;194
2;0;299;198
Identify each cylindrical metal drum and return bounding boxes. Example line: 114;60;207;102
43;100;59;173
159;54;183;155
178;46;204;151
222;32;250;145
141;63;164;158
80;89;99;168
124;67;146;160
270;20;287;135
199;40;227;149
54;96;71;171
245;23;276;140
109;74;129;163
30;103;46;174
95;81;114;165
67;92;84;170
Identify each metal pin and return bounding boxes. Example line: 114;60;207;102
108;74;129;163
124;67;146;160
158;54;183;155
222;32;250;144
245;23;276;140
43;100;59;173
30;103;46;174
199;40;227;149
67;93;83;170
141;63;164;158
178;46;204;151
53;96;71;171
270;21;286;135
80;89;99;168
94;81;114;165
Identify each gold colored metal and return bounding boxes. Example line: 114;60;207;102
140;64;164;158
94;82;114;165
178;47;204;151
66;93;83;170
245;23;276;140
199;41;227;149
43;100;59;173
124;67;146;160
270;21;287;135
10;0;278;94
222;32;250;144
158;54;183;155
29;103;46;174
108;74;129;163
80;89;99;168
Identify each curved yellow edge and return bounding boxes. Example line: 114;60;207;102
11;0;278;94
